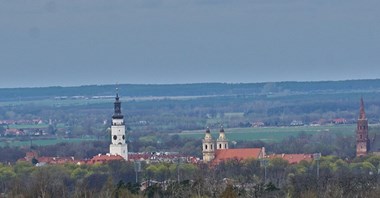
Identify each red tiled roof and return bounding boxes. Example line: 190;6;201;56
25;151;38;160
88;154;124;164
37;156;76;164
214;148;263;163
268;154;312;164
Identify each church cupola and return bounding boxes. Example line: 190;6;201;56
204;127;212;139
217;126;228;150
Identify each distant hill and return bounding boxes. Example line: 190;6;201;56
0;79;380;101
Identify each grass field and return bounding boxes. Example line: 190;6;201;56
0;137;98;147
177;124;358;142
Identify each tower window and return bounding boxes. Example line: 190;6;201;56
113;135;117;140
211;145;213;150
205;145;208;150
219;144;222;149
225;144;227;148
122;135;125;140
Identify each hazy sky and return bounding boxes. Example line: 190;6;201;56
1;0;379;88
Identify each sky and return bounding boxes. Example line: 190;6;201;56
0;0;379;88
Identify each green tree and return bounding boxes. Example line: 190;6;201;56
0;164;16;193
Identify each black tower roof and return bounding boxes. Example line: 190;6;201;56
112;91;124;119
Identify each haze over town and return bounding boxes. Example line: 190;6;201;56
1;0;380;88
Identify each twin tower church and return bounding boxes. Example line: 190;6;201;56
202;127;229;162
202;126;266;163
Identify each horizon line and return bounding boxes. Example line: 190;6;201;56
0;78;379;89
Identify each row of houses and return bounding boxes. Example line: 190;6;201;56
19;151;200;166
20;148;314;167
253;118;350;127
1;128;47;136
0;119;44;125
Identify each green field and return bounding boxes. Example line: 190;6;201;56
177;124;358;142
0;137;98;147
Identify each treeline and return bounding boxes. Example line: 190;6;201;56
3;90;380;135
0;80;380;137
2;79;380;100
1;155;380;197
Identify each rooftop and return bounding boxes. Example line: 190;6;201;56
213;148;264;163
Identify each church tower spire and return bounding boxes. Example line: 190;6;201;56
359;97;366;120
109;88;128;160
112;88;123;119
202;127;215;163
356;97;369;157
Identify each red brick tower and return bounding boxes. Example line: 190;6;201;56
356;98;369;157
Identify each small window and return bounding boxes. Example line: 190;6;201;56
113;135;117;140
219;144;222;149
211;145;213;150
205;145;208;150
225;144;227;148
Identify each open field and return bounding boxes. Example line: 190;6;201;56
177;124;359;142
0;137;98;147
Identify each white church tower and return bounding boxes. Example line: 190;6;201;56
202;127;215;163
109;90;128;160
